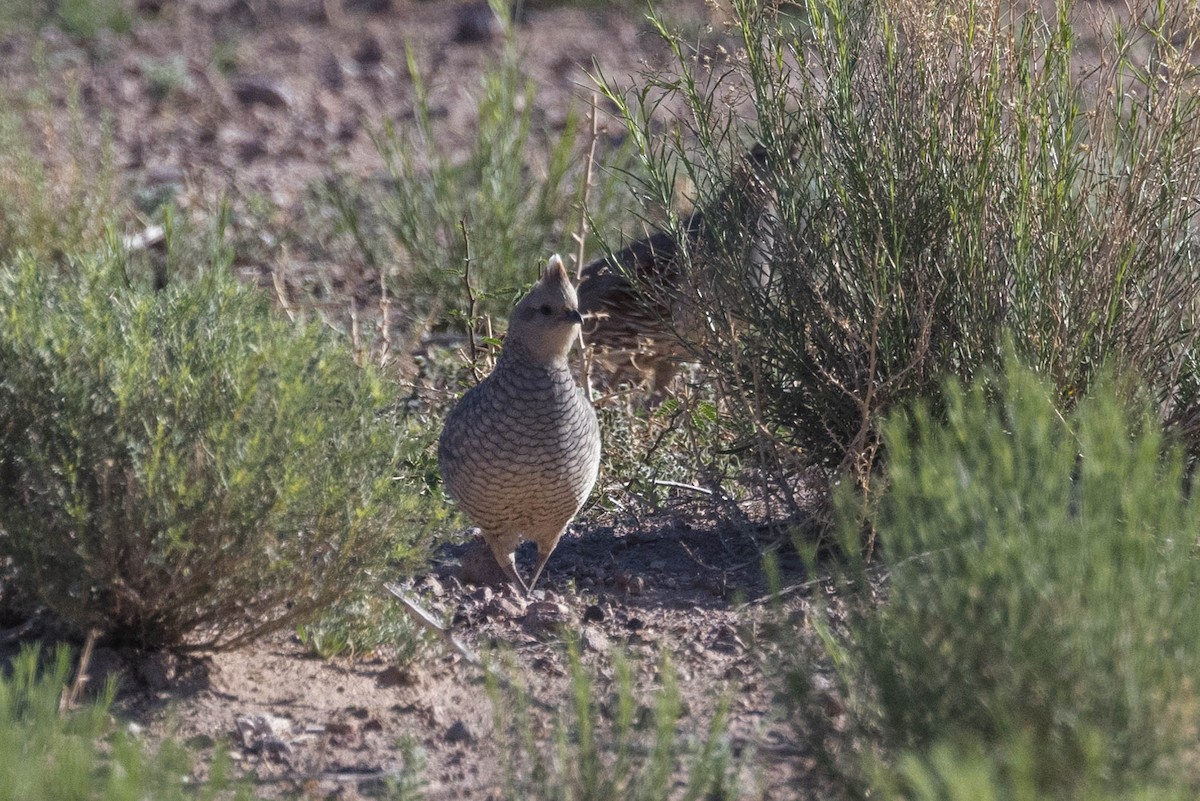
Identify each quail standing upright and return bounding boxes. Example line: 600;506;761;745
439;255;601;593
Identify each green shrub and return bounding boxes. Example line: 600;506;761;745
0;250;434;650
590;386;749;515
1;0;135;39
0;644;248;801
870;736;1191;801
141;55;192;103
601;0;1200;493
489;643;736;801
795;360;1200;795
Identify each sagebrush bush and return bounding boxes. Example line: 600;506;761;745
873;733;1190;801
602;0;1200;497
0;0;131;39
588;385;756;518
0;644;248;801
870;736;1191;801
794;360;1200;795
53;0;132;39
0;250;435;650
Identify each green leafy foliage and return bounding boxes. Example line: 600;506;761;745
0;250;435;650
0;644;248;801
589;385;751;516
0;0;131;39
54;0;132;39
797;360;1200;796
871;737;1191;801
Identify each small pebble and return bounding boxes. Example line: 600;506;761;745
454;2;502;44
232;75;291;109
444;719;474;744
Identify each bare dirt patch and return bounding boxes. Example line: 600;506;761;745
3;0;681;210
103;515;817;799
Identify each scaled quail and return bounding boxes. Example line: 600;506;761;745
578;143;777;398
439;255;601;593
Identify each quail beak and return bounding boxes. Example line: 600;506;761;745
565;309;583;325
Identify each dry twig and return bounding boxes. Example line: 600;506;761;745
376;267;393;368
272;245;297;322
60;627;100;713
571;94;603;402
459;220;484;384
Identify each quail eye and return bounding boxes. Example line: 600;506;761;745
539;304;553;316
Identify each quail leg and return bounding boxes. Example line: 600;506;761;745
528;532;565;593
499;553;530;595
484;532;530;595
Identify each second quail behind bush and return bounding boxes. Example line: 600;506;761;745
578;143;777;398
438;255;601;593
